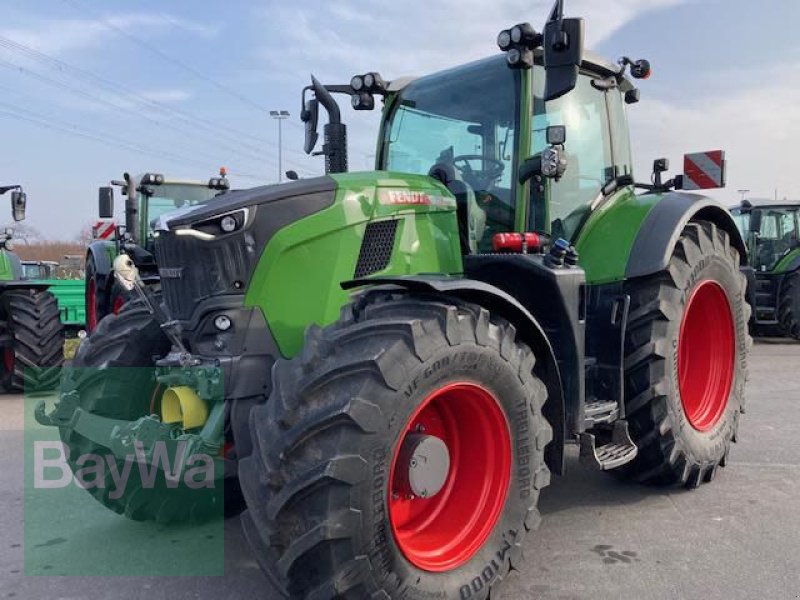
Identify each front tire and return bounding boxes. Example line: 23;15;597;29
778;270;800;340
620;221;750;487
239;293;552;600
59;299;225;522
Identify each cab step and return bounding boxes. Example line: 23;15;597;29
584;400;620;427
579;420;638;470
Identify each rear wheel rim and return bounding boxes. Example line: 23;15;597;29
678;280;735;431
3;347;14;376
87;279;98;331
112;295;125;315
388;382;512;572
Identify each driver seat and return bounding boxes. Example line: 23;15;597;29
429;163;487;254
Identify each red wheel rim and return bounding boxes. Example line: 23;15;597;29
3;347;13;375
388;382;512;572
678;280;735;431
87;279;98;332
112;295;125;315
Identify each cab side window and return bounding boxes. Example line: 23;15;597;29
530;71;632;241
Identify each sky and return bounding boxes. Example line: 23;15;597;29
0;0;798;239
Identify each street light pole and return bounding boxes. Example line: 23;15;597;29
269;110;290;182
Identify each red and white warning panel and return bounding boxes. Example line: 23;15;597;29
682;150;726;190
92;220;116;240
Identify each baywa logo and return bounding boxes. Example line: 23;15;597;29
34;440;216;498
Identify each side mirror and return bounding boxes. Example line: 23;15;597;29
543;17;585;101
98;186;114;218
10;190;26;222
302;98;319;155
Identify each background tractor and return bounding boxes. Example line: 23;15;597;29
0;185;64;392
731;199;800;339
84;169;230;332
22;257;86;336
38;1;751;598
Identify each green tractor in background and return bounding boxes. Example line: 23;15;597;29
22;258;87;336
84;169;230;332
38;1;752;598
731;199;800;340
0;186;64;392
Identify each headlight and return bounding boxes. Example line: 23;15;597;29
364;73;374;89
214;315;232;331
350;75;364;91
180;208;249;239
220;215;237;233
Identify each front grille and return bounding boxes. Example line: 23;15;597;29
155;232;255;321
354;220;398;278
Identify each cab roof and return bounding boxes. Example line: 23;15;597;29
731;199;800;210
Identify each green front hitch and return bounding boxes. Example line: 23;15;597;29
35;390;226;479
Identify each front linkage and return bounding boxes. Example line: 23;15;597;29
36;259;226;494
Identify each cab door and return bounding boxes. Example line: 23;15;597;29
527;69;633;242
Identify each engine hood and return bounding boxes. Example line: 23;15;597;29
166;176;336;229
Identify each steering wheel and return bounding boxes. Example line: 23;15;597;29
452;155;505;190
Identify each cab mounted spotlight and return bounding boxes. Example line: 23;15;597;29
362;72;386;93
351;92;375;111
498;22;541;69
349;72;385;110
510;23;542;49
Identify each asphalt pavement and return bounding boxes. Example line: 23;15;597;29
1;339;798;600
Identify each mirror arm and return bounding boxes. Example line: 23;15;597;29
519;155;543;185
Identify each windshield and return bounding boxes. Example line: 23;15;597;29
143;183;221;228
747;207;799;271
382;56;520;252
731;210;750;237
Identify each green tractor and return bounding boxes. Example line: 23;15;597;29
38;2;751;597
731;199;800;339
84;169;230;332
22;258;87;336
0;186;64;392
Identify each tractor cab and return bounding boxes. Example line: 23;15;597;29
377;51;641;254
732;200;800;272
99;170;230;251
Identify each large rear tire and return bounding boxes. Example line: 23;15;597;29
620;221;750;487
239;292;552;600
59;299;225;522
0;289;64;393
778;270;800;340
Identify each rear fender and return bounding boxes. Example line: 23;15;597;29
626;193;748;279
342;275;567;475
86;241;116;298
774;248;800;274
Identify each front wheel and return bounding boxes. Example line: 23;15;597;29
620;221;751;487
239;293;552;599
